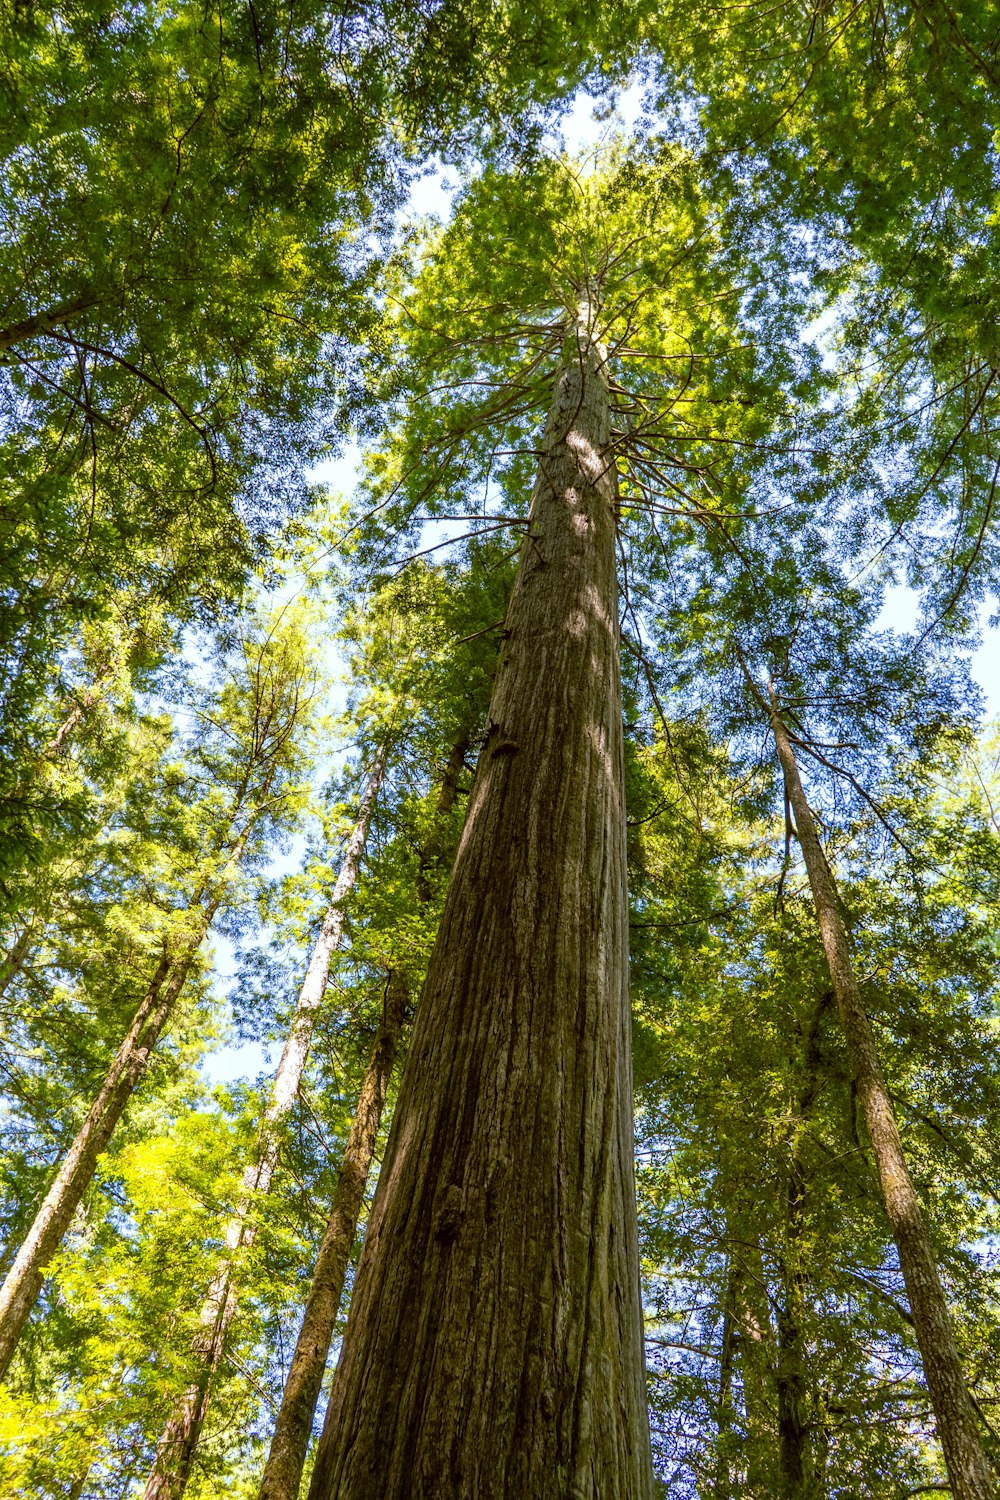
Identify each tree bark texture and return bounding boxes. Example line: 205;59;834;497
308;310;653;1500
768;694;994;1500
0;898;221;1380
258;971;408;1500
142;749;387;1500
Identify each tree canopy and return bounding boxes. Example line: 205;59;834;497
2;4;1000;1498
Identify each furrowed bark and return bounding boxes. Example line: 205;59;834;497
309;305;653;1500
768;693;994;1500
257;972;408;1500
142;749;387;1500
0;896;222;1379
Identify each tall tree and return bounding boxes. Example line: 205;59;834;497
763;687;994;1500
262;696;492;1499
303;130;828;1495
0;614;315;1378
142;747;386;1500
311;293;652;1497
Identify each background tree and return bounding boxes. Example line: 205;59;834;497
0;608;316;1379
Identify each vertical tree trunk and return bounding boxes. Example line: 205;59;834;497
142;749;387;1500
713;1261;738;1500
308;304;652;1500
0;926;31;1000
415;731;470;903
258;972;408;1500
67;1462;93;1500
775;991;829;1500
260;728;477;1500
0;895;223;1379
768;693;994;1500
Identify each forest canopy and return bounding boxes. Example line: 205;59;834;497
1;3;1000;1498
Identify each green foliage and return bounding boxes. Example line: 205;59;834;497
4;10;1000;1498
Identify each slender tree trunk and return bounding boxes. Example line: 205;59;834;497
0;294;96;352
308;304;652;1500
0;926;31;1000
776;996;826;1500
775;1220;808;1498
713;1260;738;1500
67;1462;93;1500
0;896;222;1379
142;750;387;1500
261;729;476;1500
258;972;408;1500
268;734;490;1500
768;692;994;1500
415;732;470;903
43;664;116;757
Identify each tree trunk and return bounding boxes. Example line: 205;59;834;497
415;731;470;903
713;1260;738;1500
776;995;827;1500
262;728;476;1499
0;926;31;1000
42;663;116;758
0;897;221;1379
308;304;652;1500
258;972;408;1500
0;294;96;352
67;1462;93;1500
768;692;994;1500
142;749;387;1500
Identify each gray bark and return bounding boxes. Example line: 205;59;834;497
142;749;387;1500
308;305;653;1500
768;692;994;1500
0;899;221;1379
0;927;31;1001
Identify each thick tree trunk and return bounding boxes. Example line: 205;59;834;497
0;898;220;1379
768;694;994;1500
258;972;408;1500
142;750;387;1500
308;306;652;1500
